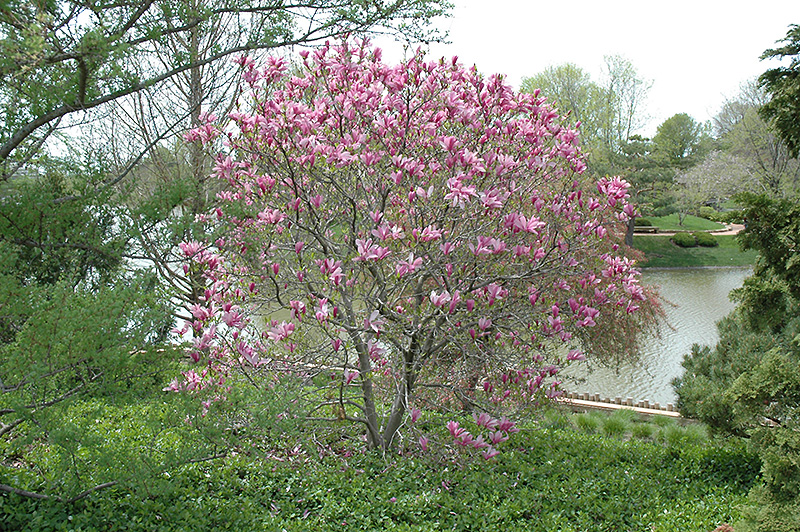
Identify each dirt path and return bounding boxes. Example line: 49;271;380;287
638;223;745;237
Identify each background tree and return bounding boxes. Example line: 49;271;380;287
171;41;656;453
594;55;652;171
0;0;450;177
0;159;181;501
651;113;712;170
673;150;753;220
715;80;800;198
521;57;658;245
520;56;652;175
673;25;800;529
520;63;603;147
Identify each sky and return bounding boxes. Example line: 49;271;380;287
374;0;799;137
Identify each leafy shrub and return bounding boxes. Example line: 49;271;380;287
694;231;719;247
698;206;718;221
635;217;653;226
653;205;678;217
0;420;758;532
671;232;697;247
738;485;800;532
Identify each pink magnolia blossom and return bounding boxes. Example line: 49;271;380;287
354;238;391;262
173;39;653;456
456;431;475;446
179;241;203;257
473;412;499;430
363;310;385;333
496;417;518;434
222;307;244;328
430;290;452;307
419;436;429;452
481;446;500;460
444;174;478;207
439;242;456;255
267;321;295;342
289;300;307;320
567;349;586;361
446;420;466;439
489;431;509;445
418;225;443;242
395;253;424;278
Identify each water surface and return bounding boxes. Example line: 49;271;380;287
563;267;751;405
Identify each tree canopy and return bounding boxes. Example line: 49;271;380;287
0;0;451;178
651;113;711;169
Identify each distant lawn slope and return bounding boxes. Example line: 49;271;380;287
633;235;758;268
647;214;726;232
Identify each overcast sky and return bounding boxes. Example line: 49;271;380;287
375;1;799;137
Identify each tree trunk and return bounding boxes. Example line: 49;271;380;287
625;217;635;247
353;333;382;449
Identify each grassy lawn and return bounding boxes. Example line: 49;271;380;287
633;234;758;268
646;214;726;232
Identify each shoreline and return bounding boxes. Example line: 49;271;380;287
641;265;753;271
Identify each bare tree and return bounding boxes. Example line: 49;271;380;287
715;80;800;197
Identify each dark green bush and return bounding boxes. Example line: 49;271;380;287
653;205;678;218
671;232;697;247
634;217;653;226
694;232;719;247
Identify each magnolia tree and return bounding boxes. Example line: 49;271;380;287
170;41;649;453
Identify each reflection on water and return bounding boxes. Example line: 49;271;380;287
563;267;751;405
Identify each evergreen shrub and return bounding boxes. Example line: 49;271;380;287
694;232;719;247
671;232;697;247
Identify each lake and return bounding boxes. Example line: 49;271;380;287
562;267;752;406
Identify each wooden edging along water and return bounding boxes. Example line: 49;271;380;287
557;392;682;418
